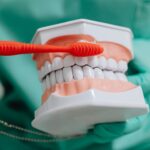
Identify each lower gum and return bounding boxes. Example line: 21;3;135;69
42;78;135;103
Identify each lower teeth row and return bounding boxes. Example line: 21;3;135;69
41;65;127;92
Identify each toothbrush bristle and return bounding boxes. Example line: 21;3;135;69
70;42;103;57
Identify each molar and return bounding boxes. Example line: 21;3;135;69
118;60;128;73
116;72;127;81
107;58;117;71
83;66;94;78
94;68;104;79
103;71;117;80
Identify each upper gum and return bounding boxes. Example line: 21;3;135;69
33;42;131;70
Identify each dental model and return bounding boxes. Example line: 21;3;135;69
31;19;149;137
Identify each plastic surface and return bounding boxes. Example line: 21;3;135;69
32;87;149;137
32;19;148;137
32;19;133;58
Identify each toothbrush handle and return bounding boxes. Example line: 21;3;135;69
0;41;69;56
0;41;103;57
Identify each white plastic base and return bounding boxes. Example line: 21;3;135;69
32;87;149;137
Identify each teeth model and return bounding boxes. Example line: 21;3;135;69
32;19;149;137
39;55;128;93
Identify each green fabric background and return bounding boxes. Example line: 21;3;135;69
0;0;150;149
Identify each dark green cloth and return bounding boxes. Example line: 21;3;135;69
0;0;150;149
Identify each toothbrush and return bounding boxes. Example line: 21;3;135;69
0;41;103;57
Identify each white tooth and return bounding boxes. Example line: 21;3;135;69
63;67;73;82
83;66;94;78
56;69;64;83
116;73;128;81
52;57;63;71
44;61;52;75
72;65;83;80
41;66;46;78
63;55;75;67
98;56;107;69
38;70;42;80
94;68;104;79
75;57;88;66
42;79;46;92
118;60;128;73
50;72;56;86
46;75;51;89
88;56;98;67
107;58;117;71
103;71;117;80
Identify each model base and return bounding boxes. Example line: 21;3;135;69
32;88;149;137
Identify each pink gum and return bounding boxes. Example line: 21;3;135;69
42;78;135;103
33;42;132;70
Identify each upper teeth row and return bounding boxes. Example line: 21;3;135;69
38;55;128;80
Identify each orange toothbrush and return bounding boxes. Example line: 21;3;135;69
0;41;103;57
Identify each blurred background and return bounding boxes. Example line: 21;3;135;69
0;0;150;150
